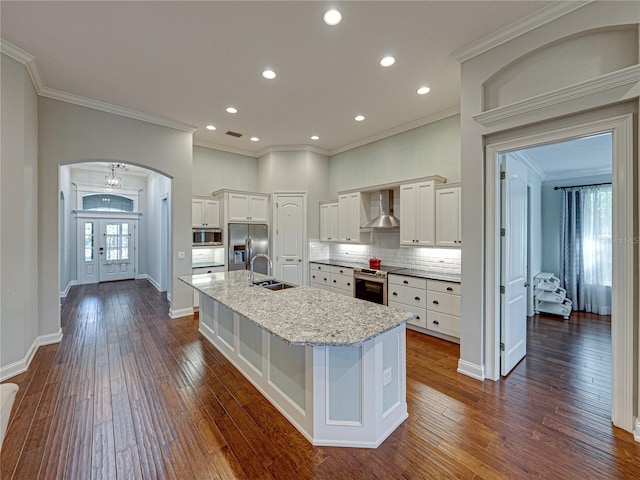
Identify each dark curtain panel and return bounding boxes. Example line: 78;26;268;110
560;189;584;309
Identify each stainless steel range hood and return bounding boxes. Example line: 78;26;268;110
362;190;400;229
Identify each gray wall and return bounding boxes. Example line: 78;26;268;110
193;145;258;195
146;171;172;290
329;115;460;196
38;97;194;328
541;174;612;276
258;150;329;239
1;54;40;373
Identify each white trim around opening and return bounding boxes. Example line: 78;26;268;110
484;113;635;433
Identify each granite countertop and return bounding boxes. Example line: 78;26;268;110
310;259;461;283
179;270;414;347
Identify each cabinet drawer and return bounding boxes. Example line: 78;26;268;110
310;263;331;273
331;274;353;292
427;291;460;316
388;302;427;329
427;311;460;338
427;280;460;295
310;272;330;285
388;284;426;308
330;265;353;276
388;274;427;289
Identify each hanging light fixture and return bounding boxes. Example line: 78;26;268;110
105;163;127;189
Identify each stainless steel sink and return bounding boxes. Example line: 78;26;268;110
259;280;296;291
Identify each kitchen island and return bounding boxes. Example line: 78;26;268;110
179;270;412;448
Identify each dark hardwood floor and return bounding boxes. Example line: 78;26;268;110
1;280;638;479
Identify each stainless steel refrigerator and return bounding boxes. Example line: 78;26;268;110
227;223;270;274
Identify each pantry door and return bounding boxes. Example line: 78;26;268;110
78;218;136;283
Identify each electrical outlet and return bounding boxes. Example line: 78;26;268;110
383;368;392;386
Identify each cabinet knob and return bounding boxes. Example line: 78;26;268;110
339;269;343;273
446;287;453;291
433;320;439;325
347;283;351;286
392;292;398;296
333;279;337;283
415;296;421;301
432;300;439;305
312;275;316;279
403;280;408;284
416;315;420;320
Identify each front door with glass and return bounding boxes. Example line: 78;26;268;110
79;218;136;283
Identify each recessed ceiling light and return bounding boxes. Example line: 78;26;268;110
355;115;365;122
226;107;238;114
380;56;395;67
262;69;276;80
205;125;216;131
250;137;259;142
323;9;342;26
417;86;431;95
311;135;319;140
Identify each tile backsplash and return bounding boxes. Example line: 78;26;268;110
309;231;461;275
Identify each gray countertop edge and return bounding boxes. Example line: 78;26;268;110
180;275;414;347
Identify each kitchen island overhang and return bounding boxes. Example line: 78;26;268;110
180;270;413;448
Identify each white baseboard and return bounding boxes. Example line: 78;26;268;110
137;273;162;292
0;329;63;382
457;359;485;381
60;280;78;298
169;307;194;319
634;417;640;443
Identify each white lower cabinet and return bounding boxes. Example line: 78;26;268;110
309;263;354;296
193;266;225;308
426;280;460;339
388;275;427;329
388;274;460;340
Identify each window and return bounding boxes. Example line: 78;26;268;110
84;222;94;262
105;223;129;261
83;194;133;212
582;186;612;287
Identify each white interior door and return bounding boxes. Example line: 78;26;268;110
501;157;528;376
98;219;135;282
274;194;305;285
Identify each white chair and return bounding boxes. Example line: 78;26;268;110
0;383;19;452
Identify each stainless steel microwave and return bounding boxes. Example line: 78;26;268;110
193;228;222;246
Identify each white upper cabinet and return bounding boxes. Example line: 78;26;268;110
338;193;369;243
320;202;339;242
228;193;269;222
400;180;436;246
435;185;461;246
192;198;220;227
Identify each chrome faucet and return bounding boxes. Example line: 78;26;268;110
249;253;273;285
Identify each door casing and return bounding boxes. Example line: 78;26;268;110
484;113;634;432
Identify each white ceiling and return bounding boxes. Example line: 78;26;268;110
519;132;612;180
2;1;551;156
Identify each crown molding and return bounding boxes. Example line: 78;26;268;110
193;139;260;158
328;106;460;157
451;1;591;63
473;65;640;127
39;86;197;133
257;144;330;158
509;151;546;182
2;38;196;133
1;38;46;94
543;167;611;182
